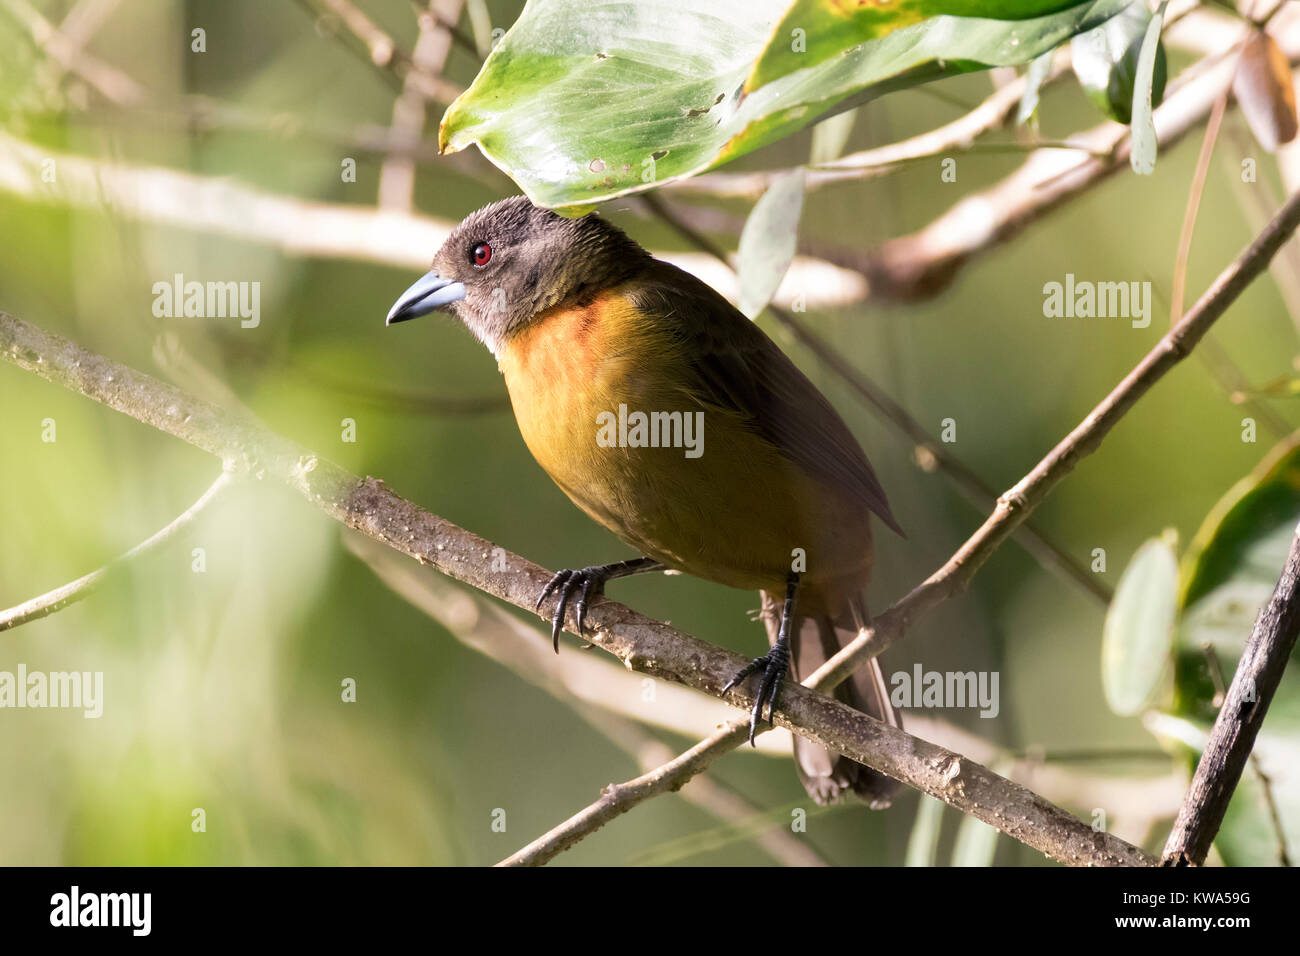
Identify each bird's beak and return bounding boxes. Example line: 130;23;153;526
385;270;467;325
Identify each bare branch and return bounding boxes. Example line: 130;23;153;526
378;0;463;211
1162;528;1300;866
813;184;1300;693
1;0;145;105
299;0;464;103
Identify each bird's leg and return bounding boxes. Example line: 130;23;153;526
722;571;799;746
535;557;663;652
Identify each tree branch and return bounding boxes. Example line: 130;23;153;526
0;310;1152;867
1162;528;1300;866
812;184;1300;693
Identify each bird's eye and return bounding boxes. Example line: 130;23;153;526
472;242;492;267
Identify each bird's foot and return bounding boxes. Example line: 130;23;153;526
534;557;661;653
722;641;790;746
722;570;799;746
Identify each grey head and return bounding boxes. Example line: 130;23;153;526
385;196;651;355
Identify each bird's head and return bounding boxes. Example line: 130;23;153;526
385;196;650;355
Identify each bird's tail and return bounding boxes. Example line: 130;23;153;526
761;592;901;808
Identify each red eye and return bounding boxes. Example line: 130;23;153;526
472;242;492;267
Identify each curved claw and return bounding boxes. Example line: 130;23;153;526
724;651;789;748
534;558;660;654
549;574;584;654
576;574;598;636
536;569;571;612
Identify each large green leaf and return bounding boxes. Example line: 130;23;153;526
748;1;1087;92
439;0;1130;209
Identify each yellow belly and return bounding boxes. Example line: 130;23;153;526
497;290;872;609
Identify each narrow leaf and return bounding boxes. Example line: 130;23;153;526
905;795;946;867
1129;0;1168;175
951;812;1000;866
737;169;806;319
1070;0;1166;124
1102;534;1178;716
1017;49;1057;125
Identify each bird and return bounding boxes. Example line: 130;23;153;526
386;196;904;806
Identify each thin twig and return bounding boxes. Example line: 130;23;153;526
0;0;144;104
814;186;1300;691
1172;92;1229;325
1163;528;1300;865
0;471;234;631
378;0;463;211
780;11;1300;302
297;0;465;103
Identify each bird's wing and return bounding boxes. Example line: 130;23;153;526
627;260;903;536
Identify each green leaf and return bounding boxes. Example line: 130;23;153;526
1017;49;1056;125
905;795;946;867
439;0;1131;209
1070;0;1166;125
737;169;806;319
1128;0;1168;175
1180;433;1300;613
1101;534;1178;716
748;1;1089;93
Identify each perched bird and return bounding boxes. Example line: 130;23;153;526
387;196;904;806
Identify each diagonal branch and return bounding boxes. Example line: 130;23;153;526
1162;528;1300;866
813;185;1300;693
0;310;1152;867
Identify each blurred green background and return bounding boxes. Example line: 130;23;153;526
1;0;1296;865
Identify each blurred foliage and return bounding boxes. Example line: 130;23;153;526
0;0;1298;866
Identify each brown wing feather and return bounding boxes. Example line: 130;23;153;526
627;260;903;536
